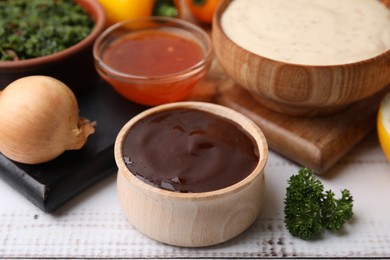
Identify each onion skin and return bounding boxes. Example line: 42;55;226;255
0;75;95;164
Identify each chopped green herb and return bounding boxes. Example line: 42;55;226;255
0;0;94;61
284;167;354;240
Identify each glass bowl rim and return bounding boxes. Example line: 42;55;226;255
93;16;213;82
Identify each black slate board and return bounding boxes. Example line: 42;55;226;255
0;81;146;213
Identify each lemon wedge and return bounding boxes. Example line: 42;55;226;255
378;92;390;162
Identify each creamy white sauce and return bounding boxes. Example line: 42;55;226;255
221;0;390;65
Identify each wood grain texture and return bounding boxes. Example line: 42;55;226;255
212;0;390;116
215;80;389;174
187;53;389;173
117;171;265;247
115;102;268;247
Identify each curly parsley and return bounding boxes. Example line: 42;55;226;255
284;167;354;240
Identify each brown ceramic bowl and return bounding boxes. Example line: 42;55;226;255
213;0;390;116
0;0;106;93
115;101;268;247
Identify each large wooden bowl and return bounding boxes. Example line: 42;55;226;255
115;101;268;247
213;0;390;116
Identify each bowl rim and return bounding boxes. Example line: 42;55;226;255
93;16;213;82
0;0;106;69
213;0;390;68
114;101;268;200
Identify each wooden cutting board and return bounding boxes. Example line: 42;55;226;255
190;61;388;174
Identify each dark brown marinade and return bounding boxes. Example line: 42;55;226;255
123;108;259;193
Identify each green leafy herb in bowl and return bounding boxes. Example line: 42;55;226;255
0;0;94;61
0;0;106;92
284;167;354;240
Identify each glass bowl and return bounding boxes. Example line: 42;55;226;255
93;17;213;106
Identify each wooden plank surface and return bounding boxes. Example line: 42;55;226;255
2;133;390;258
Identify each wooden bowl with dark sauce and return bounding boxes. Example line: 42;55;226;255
115;101;268;247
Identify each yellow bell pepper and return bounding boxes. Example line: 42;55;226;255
97;0;155;26
97;0;180;26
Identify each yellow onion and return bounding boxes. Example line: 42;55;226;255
0;75;95;164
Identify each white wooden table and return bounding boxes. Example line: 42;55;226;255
1;131;389;258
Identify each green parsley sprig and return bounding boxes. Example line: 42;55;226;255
284;167;353;240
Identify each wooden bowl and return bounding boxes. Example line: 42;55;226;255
115;101;268;247
0;0;106;93
212;0;390;116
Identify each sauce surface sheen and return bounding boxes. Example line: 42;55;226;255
102;30;204;77
222;0;390;65
122;109;259;193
